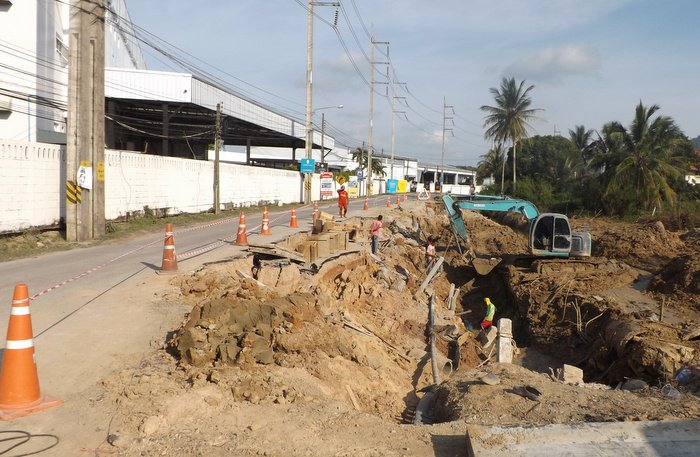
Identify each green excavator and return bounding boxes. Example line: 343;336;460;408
442;194;592;275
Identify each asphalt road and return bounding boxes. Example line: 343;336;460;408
0;194;395;392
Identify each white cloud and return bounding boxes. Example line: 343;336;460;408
504;44;601;82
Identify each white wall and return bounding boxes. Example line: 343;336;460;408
105;150;304;220
0;140;65;232
0;140;312;233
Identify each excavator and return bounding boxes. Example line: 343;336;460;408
442;193;592;275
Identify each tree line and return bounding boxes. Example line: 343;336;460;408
477;77;699;226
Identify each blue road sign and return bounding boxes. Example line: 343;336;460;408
300;158;315;174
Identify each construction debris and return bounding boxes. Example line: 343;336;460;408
98;201;700;456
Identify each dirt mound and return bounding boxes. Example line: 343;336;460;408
461;211;529;257
648;255;700;311
581;218;684;272
432;363;700;425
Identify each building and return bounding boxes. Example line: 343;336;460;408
0;0;145;143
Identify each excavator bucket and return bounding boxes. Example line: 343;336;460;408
472;257;502;275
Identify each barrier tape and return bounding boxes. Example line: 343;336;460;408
28;208;302;300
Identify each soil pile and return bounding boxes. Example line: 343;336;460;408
579;218;684;272
99;200;700;456
433;363;700;425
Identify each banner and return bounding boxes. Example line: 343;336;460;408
320;172;334;197
386;179;398;193
348;176;359;198
397;179;408;193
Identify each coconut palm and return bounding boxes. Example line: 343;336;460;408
481;77;541;193
605;102;689;211
569;125;595;165
351;147;385;176
477;143;506;193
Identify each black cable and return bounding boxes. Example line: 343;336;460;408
0;431;60;456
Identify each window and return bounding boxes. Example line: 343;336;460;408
553;217;571;250
56;34;68;65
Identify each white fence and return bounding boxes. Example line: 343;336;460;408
0;140;314;234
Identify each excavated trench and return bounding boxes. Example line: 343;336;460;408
164;205;700;430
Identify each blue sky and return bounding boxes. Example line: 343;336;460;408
125;0;699;167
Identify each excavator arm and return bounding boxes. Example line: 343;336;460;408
441;193;591;274
442;194;540;243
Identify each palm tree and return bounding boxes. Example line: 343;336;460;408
351;147;386;177
477;143;506;193
569;125;595;165
605;102;689;211
481;77;540;193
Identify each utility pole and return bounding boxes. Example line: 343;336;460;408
214;103;222;214
367;37;388;195
304;1;338;204
439;96;454;189
390;78;406;181
66;0;105;241
304;0;314;205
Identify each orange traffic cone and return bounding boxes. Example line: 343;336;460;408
0;284;62;420
159;223;178;273
363;198;369;211
386;196;391;208
236;212;248;245
396;195;400;206
289;207;298;228
404;193;408;202
261;207;271;235
312;201;319;222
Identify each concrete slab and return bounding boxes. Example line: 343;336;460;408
466;420;700;456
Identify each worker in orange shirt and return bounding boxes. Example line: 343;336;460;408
337;185;349;218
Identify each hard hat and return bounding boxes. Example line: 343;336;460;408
484;297;492;305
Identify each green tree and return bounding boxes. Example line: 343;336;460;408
568;125;595;165
351;147;386;177
477;143;506;192
481;77;541;193
604;102;691;212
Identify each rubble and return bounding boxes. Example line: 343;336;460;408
100;200;700;456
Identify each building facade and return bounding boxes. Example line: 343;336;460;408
0;0;145;143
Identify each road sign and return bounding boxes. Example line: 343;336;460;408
357;170;364;181
300;158;315;174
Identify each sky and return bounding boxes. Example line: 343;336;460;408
125;0;700;167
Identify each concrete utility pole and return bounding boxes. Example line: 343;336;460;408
304;1;338;204
367;38;389;195
214;103;222;214
66;0;106;242
390;80;406;181
439;96;454;187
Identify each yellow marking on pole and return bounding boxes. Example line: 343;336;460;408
66;179;82;204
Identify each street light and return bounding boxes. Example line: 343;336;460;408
314;104;343;167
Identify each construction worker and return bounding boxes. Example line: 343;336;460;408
425;237;436;274
480;297;496;329
370;214;383;254
338;185;349;218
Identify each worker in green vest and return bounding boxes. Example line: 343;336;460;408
480;297;496;329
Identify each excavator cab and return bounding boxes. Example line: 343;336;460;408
530;214;572;257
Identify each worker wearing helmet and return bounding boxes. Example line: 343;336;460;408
481;297;496;329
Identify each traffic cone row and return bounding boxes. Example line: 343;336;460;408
236;212;248;245
261;207;271;235
289;207;298;228
0;284;62;420
160;223;178;273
